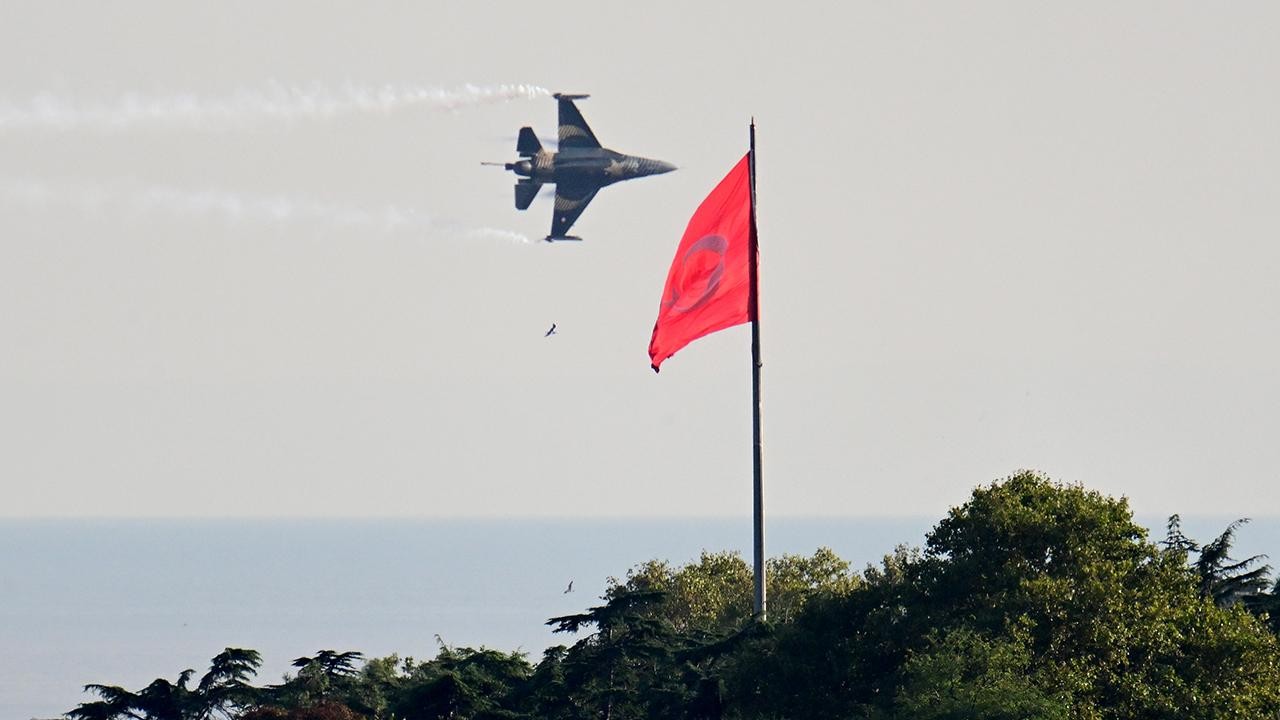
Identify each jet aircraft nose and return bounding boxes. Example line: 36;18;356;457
638;157;678;176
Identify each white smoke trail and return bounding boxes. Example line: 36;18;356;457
465;227;536;245
0;176;533;244
129;184;435;231
0;82;551;132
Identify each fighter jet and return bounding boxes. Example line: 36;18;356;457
485;93;676;242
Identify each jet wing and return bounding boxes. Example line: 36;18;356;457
557;97;601;150
549;182;599;239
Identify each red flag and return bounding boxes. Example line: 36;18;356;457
649;153;754;371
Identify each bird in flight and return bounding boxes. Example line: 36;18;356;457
564;580;573;593
545;323;557;337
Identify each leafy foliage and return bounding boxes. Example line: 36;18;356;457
606;547;860;632
1192;517;1272;607
69;472;1280;720
892;628;1070;720
70;648;262;720
733;472;1280;719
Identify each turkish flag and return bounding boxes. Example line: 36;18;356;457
649;154;754;371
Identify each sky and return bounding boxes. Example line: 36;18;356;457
2;2;1279;519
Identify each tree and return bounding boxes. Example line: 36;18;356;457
608;553;751;634
891;628;1070;720
1253;578;1280;635
737;472;1280;719
261;650;366;713
542;590;686;720
70;676;194;720
199;648;263;719
915;473;1280;718
726;546;922;719
1164;514;1278;636
69;649;262;720
389;644;531;720
535;588;752;720
1191;517;1271;607
763;547;861;624
607;548;860;633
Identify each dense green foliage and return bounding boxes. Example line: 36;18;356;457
70;472;1280;719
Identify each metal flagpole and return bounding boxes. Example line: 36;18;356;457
748;120;766;619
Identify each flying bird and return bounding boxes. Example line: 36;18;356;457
564;580;573;593
545;323;557;337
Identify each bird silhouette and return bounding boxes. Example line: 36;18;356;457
564;580;573;593
545;323;557;337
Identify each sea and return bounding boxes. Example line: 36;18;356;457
3;516;1276;720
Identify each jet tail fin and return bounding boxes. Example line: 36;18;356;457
515;180;541;211
516;127;542;157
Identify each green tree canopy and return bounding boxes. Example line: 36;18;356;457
70;648;262;720
735;472;1280;719
607;547;861;633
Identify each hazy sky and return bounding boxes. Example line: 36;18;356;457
2;2;1278;518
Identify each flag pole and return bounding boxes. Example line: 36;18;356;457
748;119;766;619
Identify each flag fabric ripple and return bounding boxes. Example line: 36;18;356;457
649;153;754;371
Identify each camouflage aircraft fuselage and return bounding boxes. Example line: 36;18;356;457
494;94;676;241
508;148;676;189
